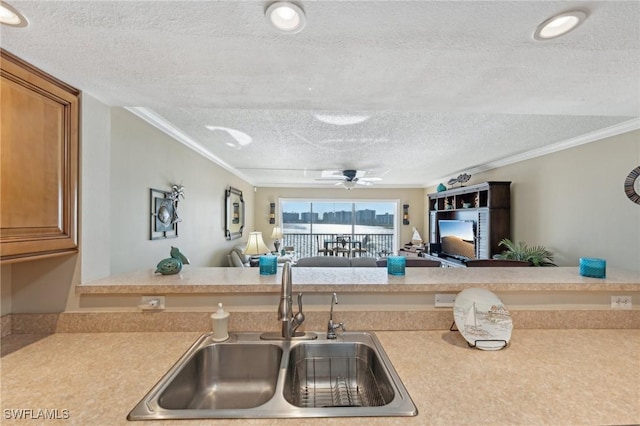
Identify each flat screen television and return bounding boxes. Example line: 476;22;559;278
438;219;476;260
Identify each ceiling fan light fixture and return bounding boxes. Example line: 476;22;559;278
534;10;587;40
0;1;27;27
266;2;306;34
342;180;357;190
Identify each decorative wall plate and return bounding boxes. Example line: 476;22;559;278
624;166;640;205
453;288;512;350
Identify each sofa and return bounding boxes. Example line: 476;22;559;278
228;245;294;267
227;244;250;267
375;257;441;267
295;256;378;267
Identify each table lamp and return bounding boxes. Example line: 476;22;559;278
244;231;270;266
270;226;283;253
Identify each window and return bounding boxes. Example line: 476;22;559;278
280;199;398;258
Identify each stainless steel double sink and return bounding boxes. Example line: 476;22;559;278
128;331;417;420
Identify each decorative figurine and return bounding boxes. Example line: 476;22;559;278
168;184;185;225
447;173;472;187
445;198;452;210
437;183;447;192
155;246;190;275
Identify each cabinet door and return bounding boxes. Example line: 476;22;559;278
1;51;79;262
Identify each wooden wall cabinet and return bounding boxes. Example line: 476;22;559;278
428;181;511;259
1;49;79;263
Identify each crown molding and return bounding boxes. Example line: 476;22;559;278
427;118;640;187
125;107;255;185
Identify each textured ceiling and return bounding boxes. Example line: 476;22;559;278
2;1;639;187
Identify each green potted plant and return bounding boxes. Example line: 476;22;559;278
495;238;556;266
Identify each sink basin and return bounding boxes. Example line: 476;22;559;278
158;344;282;410
128;332;417;420
284;342;394;408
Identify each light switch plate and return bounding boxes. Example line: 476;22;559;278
435;293;456;307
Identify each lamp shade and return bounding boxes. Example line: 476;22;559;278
270;226;283;240
244;231;270;255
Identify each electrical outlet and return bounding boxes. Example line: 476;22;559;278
435;293;456;307
140;296;165;310
611;296;632;309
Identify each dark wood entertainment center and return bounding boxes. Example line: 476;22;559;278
427;181;511;264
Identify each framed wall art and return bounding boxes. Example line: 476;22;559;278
150;188;178;240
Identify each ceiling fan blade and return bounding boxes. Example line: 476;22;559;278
356;180;373;186
320;170;345;178
359;177;382;182
315;176;347;181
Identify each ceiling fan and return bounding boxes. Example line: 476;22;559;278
316;169;382;190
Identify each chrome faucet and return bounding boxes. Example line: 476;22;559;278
260;261;315;341
327;292;346;339
278;261;305;339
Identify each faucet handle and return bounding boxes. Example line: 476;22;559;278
297;292;304;314
327;320;346;339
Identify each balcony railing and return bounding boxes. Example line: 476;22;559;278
281;233;394;259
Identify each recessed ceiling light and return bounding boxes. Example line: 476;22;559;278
534;10;587;40
314;114;370;126
265;2;306;34
0;1;27;27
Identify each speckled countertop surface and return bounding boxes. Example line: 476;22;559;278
77;267;640;294
1;329;638;425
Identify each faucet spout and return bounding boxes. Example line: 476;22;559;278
278;261;294;339
327;292;346;339
261;261;316;341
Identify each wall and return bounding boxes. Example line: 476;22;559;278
107;108;255;275
428;129;640;272
253;187;425;252
80;93;111;283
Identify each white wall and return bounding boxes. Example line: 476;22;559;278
428;129;640;272
108;108;255;275
80;93;111;283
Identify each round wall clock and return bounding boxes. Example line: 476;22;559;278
624;166;640;205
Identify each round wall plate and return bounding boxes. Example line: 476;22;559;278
624;166;640;205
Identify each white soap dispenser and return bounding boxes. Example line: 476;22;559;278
211;302;230;342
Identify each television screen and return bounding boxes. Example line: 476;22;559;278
438;220;476;260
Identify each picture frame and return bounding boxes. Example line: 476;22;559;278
150;188;178;240
225;187;244;240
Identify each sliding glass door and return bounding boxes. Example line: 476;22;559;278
280;199;398;258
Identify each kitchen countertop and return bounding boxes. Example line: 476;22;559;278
77;266;640;294
1;329;638;425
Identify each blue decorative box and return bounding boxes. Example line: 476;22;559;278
259;255;278;275
387;256;406;276
579;257;606;279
